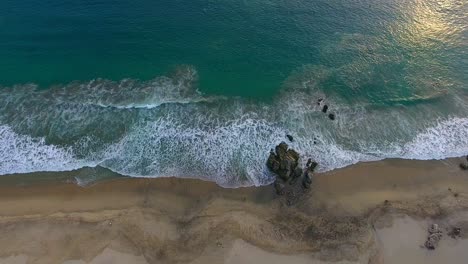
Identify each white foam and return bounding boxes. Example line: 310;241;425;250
92;96;222;109
0;66;467;188
98;117;286;187
0;125;85;174
0;114;467;187
401;117;468;160
0;65;205;112
92;114;383;187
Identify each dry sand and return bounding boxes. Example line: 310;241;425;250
0;157;467;264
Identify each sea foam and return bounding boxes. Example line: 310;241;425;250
0;125;84;174
0;67;467;187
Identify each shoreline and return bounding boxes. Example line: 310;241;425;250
0;156;465;188
0;157;467;263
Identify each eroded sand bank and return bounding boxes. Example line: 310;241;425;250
0;157;467;264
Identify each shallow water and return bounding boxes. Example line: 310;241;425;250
0;0;467;186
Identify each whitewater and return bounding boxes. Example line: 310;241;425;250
0;66;467;187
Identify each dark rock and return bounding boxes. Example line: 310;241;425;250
302;159;317;190
280;159;291;170
311;161;318;171
269;143;300;182
277;171;289;181
289;177;299;185
322;105;328;113
425;233;442;250
302;172;313;189
328;113;335;120
276;142;289;159
286;134;294;142
293;167;303;179
460;163;468;170
428;223;440;234
448;227;461;239
466;155;468;162
278;141;289;149
286;149;300;165
266;152;279;171
277;149;299;181
278;170;292;181
302;178;312;189
267;142;317;195
425;224;443;250
317;98;323;105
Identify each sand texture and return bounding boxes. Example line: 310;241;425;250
0;157;467;263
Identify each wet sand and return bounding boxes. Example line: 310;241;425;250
0;157;467;264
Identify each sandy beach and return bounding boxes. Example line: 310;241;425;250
0;157;467;264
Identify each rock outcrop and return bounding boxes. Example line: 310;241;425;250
302;158;317;189
425;224;443;250
322;105;328;113
317;99;336;121
267;142;318;197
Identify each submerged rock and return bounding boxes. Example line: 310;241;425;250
328;113;335;120
322;105;328;113
286;134;294;142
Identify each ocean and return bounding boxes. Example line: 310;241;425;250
0;0;467;187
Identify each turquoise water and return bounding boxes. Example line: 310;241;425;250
0;0;467;186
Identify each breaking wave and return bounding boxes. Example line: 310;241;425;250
0;65;467;187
